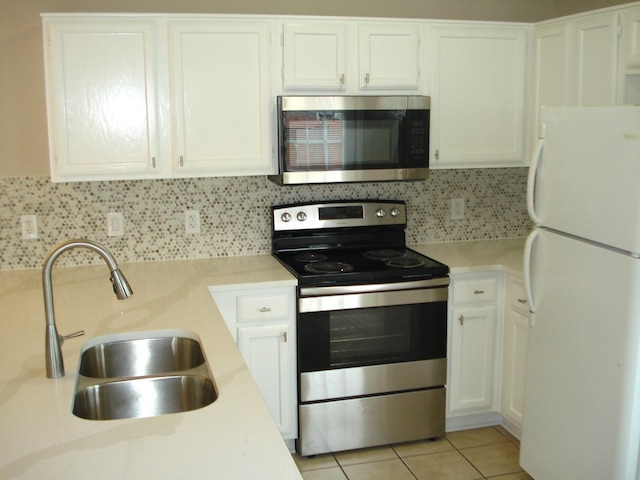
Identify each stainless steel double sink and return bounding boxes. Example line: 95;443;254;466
72;330;218;421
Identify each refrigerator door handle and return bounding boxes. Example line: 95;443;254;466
523;229;539;319
527;138;544;225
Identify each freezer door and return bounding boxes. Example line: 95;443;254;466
521;228;640;480
530;106;640;254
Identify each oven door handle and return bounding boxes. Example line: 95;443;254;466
298;287;448;313
299;278;449;297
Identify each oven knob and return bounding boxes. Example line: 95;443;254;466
297;211;307;222
390;208;400;217
376;208;386;218
280;212;292;223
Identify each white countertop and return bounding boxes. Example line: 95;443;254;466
0;238;525;479
0;255;300;480
412;237;526;276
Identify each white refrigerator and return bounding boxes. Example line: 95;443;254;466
522;106;640;480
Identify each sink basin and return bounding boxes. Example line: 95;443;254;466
73;374;217;420
79;336;206;378
73;330;218;421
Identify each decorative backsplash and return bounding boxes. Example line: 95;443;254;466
0;170;531;270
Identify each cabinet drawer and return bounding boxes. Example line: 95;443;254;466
237;293;291;323
452;275;499;304
509;279;529;314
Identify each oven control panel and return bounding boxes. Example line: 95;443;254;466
272;201;407;231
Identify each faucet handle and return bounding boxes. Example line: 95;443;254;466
59;330;85;346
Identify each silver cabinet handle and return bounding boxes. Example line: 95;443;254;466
259;307;271;313
339;73;345;85
151;156;156;168
282;331;288;343
517;298;527;304
458;315;464;325
364;73;370;84
474;290;485;295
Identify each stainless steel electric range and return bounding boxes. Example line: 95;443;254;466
271;200;449;456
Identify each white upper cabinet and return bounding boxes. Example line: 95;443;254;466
623;6;640;67
43;15;276;182
429;25;529;168
533;10;621;112
169;21;274;176
44;18;162;181
533;22;572;110
620;6;640;105
280;20;423;94
358;23;421;90
282;22;347;90
573;12;620;106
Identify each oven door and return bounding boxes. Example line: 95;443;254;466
297;282;448;403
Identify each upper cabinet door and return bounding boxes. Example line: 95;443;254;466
533;22;572;109
430;25;528;168
358;23;421;90
44;19;161;181
573;12;620;106
623;6;640;67
169;21;275;176
282;23;347;90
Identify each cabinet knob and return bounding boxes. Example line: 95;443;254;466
259;307;271;313
458;315;464;325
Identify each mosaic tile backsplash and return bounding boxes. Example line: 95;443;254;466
0;170;532;270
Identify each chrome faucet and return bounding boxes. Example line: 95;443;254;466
42;239;133;378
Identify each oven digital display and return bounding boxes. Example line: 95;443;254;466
319;206;364;220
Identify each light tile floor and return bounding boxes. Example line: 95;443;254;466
292;426;534;480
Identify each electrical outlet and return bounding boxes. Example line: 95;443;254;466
107;212;125;237
185;210;201;234
21;215;38;240
451;198;465;220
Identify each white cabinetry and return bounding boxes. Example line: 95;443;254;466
210;286;297;441
448;272;502;419
43;18;162;180
533;11;621;115
282;22;347;90
43;15;275;182
500;275;530;436
281;21;422;93
429;25;529;168
169;21;274;176
574;12;620;107
533;22;572;110
620;6;640;105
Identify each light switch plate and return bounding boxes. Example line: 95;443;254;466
21;215;38;240
107;212;125;236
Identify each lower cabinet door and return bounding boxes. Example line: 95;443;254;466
501;309;529;431
238;323;296;439
448;304;498;414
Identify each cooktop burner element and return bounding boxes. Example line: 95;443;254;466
304;261;354;274
386;256;427;269
271;200;449;287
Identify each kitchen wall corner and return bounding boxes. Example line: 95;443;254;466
0;169;532;270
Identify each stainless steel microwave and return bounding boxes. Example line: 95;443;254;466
268;96;430;185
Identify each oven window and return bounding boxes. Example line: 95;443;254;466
298;301;447;373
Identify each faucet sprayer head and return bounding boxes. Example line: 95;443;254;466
110;269;133;300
